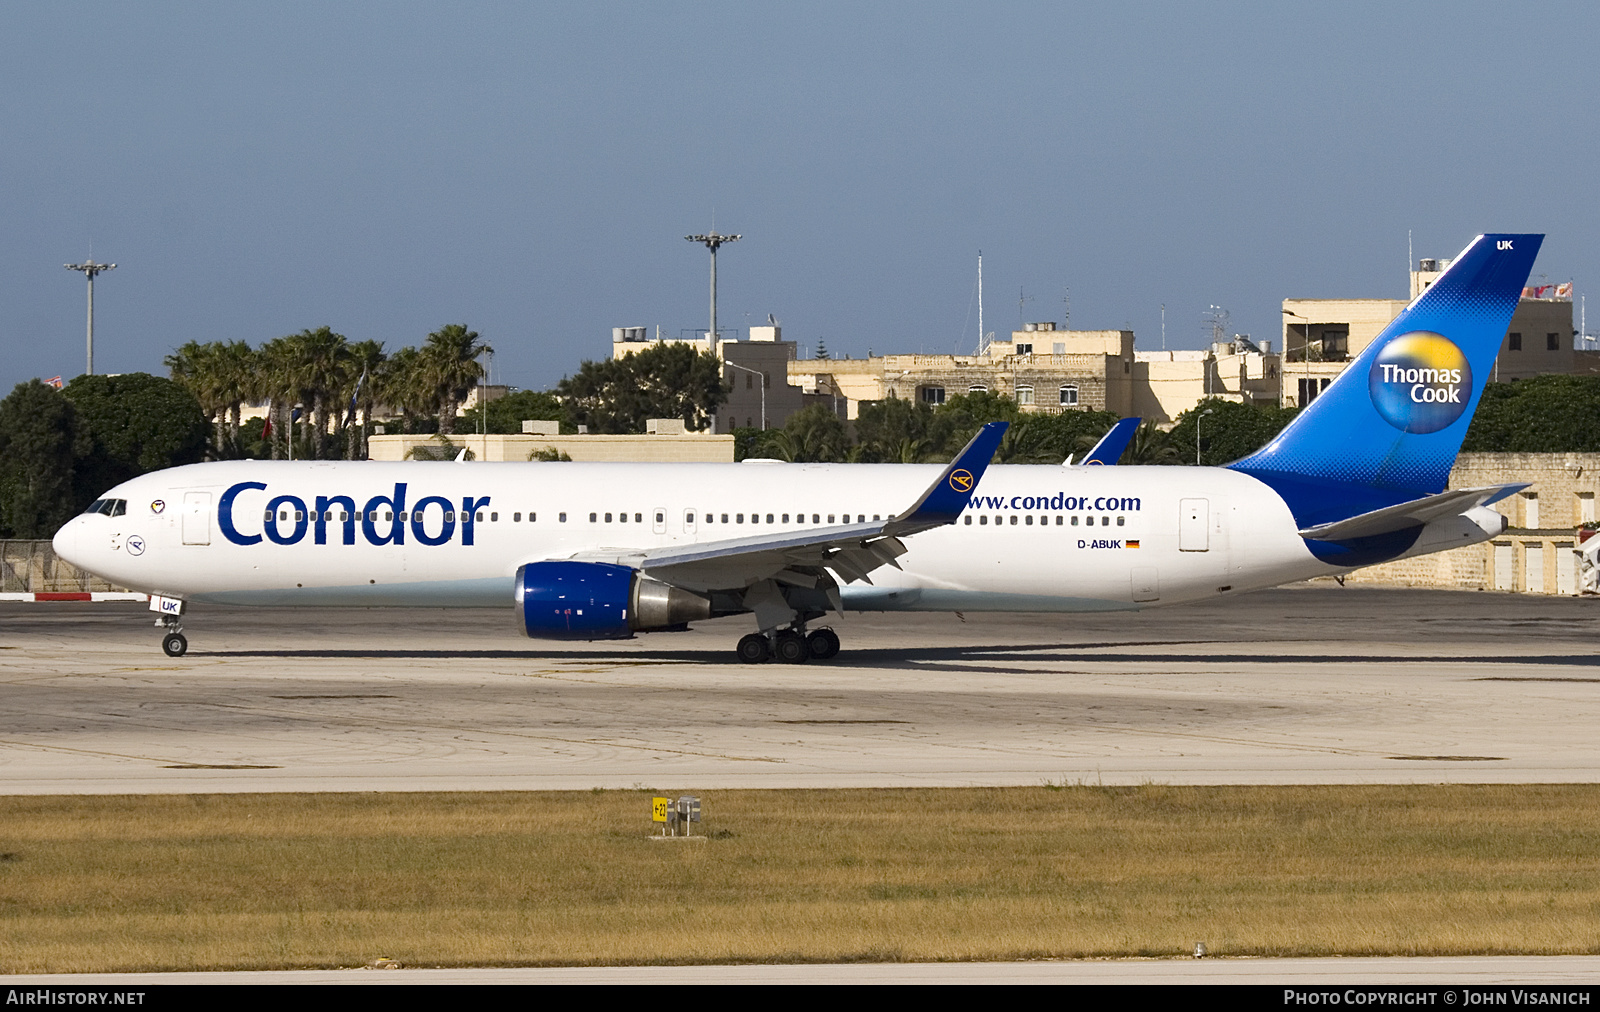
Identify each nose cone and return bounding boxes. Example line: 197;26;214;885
52;517;82;568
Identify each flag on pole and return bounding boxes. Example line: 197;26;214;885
261;399;274;440
347;366;367;426
45;376;62;389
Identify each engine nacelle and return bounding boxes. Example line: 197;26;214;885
515;561;711;640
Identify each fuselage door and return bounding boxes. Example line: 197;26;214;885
182;491;212;546
1179;498;1209;552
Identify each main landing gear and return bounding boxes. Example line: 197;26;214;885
157;614;188;657
736;625;841;664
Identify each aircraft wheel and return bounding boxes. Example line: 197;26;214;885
736;633;770;664
805;628;840;660
162;633;188;658
775;631;809;664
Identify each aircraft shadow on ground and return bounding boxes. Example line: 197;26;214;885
207;642;1600;668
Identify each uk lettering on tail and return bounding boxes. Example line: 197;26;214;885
53;234;1543;661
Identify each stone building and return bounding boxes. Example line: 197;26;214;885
1331;452;1600;595
1281;259;1585;407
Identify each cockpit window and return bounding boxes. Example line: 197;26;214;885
108;500;126;517
84;500;106;515
84;499;126;516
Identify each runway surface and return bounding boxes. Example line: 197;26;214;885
2;586;1599;793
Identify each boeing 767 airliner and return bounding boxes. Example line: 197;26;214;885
53;234;1543;662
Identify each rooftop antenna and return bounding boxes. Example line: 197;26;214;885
685;228;741;343
1062;286;1070;331
64;256;116;376
1018;286;1033;330
1203;305;1229;346
1161;303;1166;351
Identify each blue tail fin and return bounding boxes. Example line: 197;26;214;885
1082;417;1141;465
1229;233;1542;528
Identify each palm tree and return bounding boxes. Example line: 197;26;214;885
213;341;257;457
286;327;353;458
377;346;433;433
422;324;493;433
344;339;386;459
1124;420;1181;465
165;341;226;454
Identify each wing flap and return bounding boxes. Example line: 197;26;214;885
622;422;1008;593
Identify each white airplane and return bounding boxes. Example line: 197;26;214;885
54;233;1542;662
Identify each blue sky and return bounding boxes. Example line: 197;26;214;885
3;2;1594;394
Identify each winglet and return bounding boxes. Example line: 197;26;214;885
1081;417;1141;466
887;421;1008;534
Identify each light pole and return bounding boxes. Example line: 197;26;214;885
724;361;766;430
64;258;115;376
685;230;741;343
1282;309;1311;408
1196;408;1214;466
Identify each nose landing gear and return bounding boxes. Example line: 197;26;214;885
157;614;188;657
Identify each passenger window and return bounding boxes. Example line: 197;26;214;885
589;513;597;522
782;514;790;523
874;515;881;521
812;514;820;523
1072;516;1079;526
964;516;972;525
1010;516;1017;525
721;514;729;524
737;514;745;524
766;513;774;524
1025;515;1033;526
1117;516;1125;526
655;512;664;524
490;512;498;522
619;512;627;523
828;514;836;524
980;516;987;525
386;512;393;521
1055;516;1063;525
530;513;536;523
605;513;613;522
444;511;454;522
560;513;568;523
514;513;521;522
341;512;349;522
635;513;642;523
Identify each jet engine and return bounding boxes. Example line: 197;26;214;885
515;561;711;640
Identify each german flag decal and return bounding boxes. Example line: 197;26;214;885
1126;540;1141;548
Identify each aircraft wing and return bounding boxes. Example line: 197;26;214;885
1297;483;1529;541
1080;417;1141;465
567;422;1008;595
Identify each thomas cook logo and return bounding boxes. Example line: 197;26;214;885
948;469;974;492
1367;331;1472;434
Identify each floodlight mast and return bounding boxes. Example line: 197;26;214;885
685;231;740;344
64;259;116;376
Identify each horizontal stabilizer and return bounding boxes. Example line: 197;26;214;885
1081;417;1141;466
1297;484;1528;541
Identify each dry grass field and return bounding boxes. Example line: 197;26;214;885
2;785;1600;972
